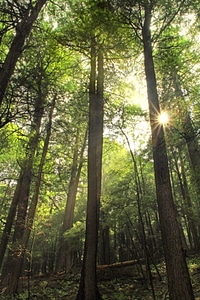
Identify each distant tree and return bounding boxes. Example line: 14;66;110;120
0;24;70;293
56;127;87;272
22;94;56;272
0;62;47;294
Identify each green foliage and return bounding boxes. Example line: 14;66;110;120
10;257;200;300
64;221;86;251
101;138;157;263
0;123;23;158
0;123;26;221
0;1;200;298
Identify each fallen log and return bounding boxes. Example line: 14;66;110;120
97;258;145;270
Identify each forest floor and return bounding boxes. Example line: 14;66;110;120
5;256;200;300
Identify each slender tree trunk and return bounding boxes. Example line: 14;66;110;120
23;95;56;249
0;170;24;269
0;91;45;295
178;153;200;251
13;95;56;283
76;40;103;300
0;164;33;293
0;0;47;109
168;156;189;252
125;217;146;280
56;128;87;272
183;113;200;195
173;73;200;203
142;5;195;300
121;127;155;298
99;211;110;265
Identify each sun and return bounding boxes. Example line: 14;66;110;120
158;111;169;125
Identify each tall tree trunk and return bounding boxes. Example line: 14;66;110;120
142;5;194;300
56;128;87;272
0;0;47;110
17;95;56;282
0;91;45;295
23;95;56;249
173;73;200;204
171;72;200;250
76;40;103;300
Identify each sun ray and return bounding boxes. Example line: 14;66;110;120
158;111;169;125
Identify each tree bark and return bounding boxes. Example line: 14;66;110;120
0;88;45;295
14;95;56;283
23;95;56;249
76;39;103;300
0;0;47;108
142;5;195;300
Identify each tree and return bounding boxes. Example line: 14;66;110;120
22;94;56;274
0;21;70;293
0;0;48;115
155;26;200;251
76;37;104;300
0;62;47;294
142;3;195;299
0;0;200;298
172;148;200;250
106;0;195;298
56;128;87;272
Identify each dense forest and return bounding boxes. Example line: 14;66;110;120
0;0;200;299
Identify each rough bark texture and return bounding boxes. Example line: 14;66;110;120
142;5;195;300
76;40;103;300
